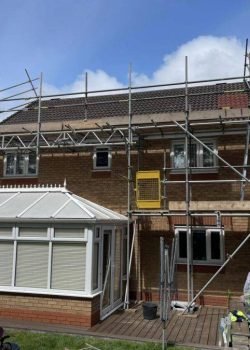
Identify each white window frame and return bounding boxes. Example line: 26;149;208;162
0;225;102;298
3;152;38;177
171;139;218;173
93;147;112;170
92;226;101;293
175;226;225;265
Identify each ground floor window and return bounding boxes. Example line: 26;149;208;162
0;226;88;294
175;226;224;265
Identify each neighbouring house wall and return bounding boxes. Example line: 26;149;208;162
0;293;100;327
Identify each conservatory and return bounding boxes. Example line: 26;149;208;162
0;185;127;327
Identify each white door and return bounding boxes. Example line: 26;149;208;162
101;227;123;319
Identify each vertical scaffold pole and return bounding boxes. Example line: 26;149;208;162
126;63;133;309
37;72;43;169
240;119;250;201
163;150;167;210
84;72;88;120
184;57;193;306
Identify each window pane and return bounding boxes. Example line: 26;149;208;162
211;231;221;260
0;227;12;237
96;149;109;167
16;154;26;175
193;230;206;261
203;143;214;167
6;154;15;175
51;243;86;291
0;242;13;286
173;145;185;168
15;243;48;288
190;144;197;167
54;228;86;239
19;227;47;238
179;230;187;258
114;229;122;302
28;152;37;174
92;243;99;290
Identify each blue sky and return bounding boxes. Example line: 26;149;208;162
0;0;249;94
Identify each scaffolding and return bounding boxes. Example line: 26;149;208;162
0;40;250;316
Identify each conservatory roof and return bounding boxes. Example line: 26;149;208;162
0;185;127;223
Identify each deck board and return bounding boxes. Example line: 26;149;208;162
89;304;227;347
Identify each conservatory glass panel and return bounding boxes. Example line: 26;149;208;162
15;243;48;288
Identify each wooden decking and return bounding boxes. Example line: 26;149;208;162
90;305;226;346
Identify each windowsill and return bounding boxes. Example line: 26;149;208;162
2;175;38;179
0;286;102;299
170;168;218;174
92;169;111;172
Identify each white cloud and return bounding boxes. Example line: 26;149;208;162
132;36;245;86
43;69;125;96
42;36;246;98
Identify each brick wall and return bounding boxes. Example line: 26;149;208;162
131;215;250;306
0;134;250;309
0;293;100;328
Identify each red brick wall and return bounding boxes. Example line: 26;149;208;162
0;293;100;328
0;134;249;308
131;215;250;307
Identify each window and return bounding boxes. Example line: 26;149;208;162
93;148;111;170
4;152;37;177
175;227;224;265
171;139;217;172
0;225;89;295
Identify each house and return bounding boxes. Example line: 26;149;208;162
0;79;249;326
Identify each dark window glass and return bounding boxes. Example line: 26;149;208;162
203;143;214;167
189;144;197;167
179;230;187;258
96;150;109;167
28;152;37;174
16;154;25;175
6;154;15;175
193;230;206;261
211;231;221;260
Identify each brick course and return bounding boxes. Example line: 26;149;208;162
0;293;100;327
0;134;249;318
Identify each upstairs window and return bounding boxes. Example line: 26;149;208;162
93;147;111;170
171;139;217;172
175;227;224;265
4;152;37;177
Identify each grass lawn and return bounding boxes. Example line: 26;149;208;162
4;329;193;350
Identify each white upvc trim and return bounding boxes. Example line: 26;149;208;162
175;226;225;265
93;146;112;170
4;152;38;177
48;240;52;289
0;286;102;299
171;138;218;173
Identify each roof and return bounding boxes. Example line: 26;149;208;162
0;185;127;223
2;81;250;125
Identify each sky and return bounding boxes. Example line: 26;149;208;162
0;0;250;101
